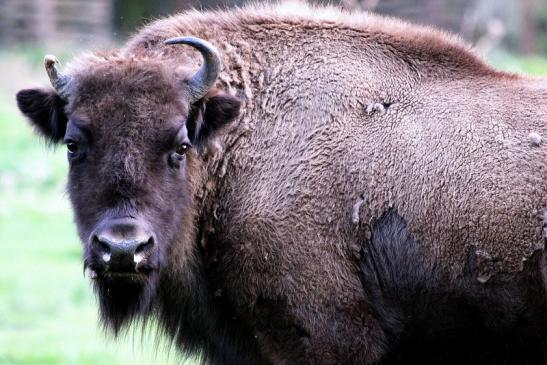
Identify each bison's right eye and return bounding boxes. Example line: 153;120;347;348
66;141;79;154
64;139;84;162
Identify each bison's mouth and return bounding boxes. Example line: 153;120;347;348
85;260;160;333
85;263;156;280
102;271;149;279
100;271;158;332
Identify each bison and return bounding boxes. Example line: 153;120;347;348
15;2;547;364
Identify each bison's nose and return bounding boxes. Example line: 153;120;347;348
91;218;154;273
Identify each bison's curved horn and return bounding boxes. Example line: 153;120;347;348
164;36;221;102
44;55;71;101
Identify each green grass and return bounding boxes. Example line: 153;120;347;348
488;50;547;76
0;48;545;365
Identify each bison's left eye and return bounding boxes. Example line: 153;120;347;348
175;143;190;156
169;143;191;168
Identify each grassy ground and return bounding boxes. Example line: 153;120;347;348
0;48;546;365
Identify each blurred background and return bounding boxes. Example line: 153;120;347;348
0;0;546;364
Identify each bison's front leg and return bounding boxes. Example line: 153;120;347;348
207;232;388;364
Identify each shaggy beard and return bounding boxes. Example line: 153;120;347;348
93;271;159;334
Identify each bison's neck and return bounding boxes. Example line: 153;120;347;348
155;253;265;364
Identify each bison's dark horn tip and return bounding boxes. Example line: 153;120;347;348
162;36;221;102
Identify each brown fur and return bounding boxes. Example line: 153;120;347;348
121;2;547;270
16;2;547;364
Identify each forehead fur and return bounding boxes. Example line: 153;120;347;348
65;52;191;109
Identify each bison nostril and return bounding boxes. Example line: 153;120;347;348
98;240;110;254
134;237;154;264
135;237;154;255
92;235;112;263
99;242;112;263
90;218;155;273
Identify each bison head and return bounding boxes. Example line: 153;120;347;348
15;38;241;332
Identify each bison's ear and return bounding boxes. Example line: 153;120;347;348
188;90;242;146
16;88;68;144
